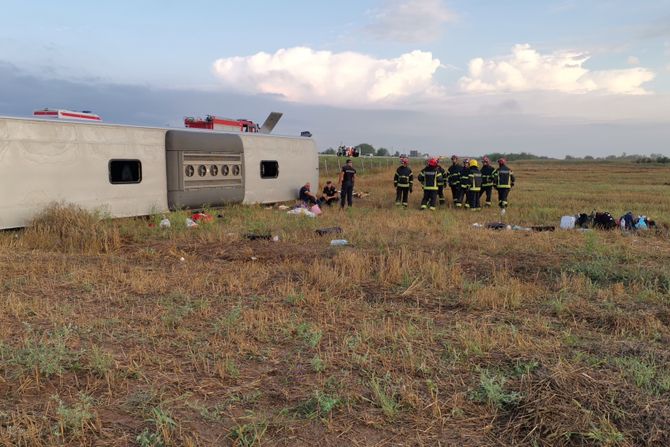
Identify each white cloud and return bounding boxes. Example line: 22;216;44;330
366;0;455;43
459;44;655;95
627;55;640;65
212;47;443;106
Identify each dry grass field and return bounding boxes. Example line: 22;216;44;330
1;160;669;446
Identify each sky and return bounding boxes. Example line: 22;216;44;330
1;0;669;157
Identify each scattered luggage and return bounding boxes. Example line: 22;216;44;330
593;212;616;230
560;215;576;230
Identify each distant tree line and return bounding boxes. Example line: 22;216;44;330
483;152;551;161
565;152;670;163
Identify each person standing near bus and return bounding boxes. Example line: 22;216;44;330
339;159;357;209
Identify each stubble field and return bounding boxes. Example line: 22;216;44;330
1;160;669;446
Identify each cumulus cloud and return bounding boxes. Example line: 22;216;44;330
366;0;455;43
212;47;443;106
459;44;655;95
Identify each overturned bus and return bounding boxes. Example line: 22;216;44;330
0;115;318;229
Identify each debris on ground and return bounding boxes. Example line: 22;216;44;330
530;225;555;232
315;226;343;236
185;217;198;228
287;207;316;218
330;239;349;246
353;191;370;198
565;211;657;231
191;212;213;223
485;222;507;230
159;217;171;228
244;233;273;241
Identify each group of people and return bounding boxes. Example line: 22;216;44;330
298;155;515;213
299;159;357;209
394;155;515;211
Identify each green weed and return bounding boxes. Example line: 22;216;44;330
294;391;340;419
53;393;94;436
370;375;400;419
470;369;521;409
229;420;268;447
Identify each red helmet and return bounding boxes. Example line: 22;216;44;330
428;158;438;167
401;157;409;165
498;158;507;165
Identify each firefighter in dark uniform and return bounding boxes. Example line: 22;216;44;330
465;159;482;210
447;155;462;208
493;158;515;209
459;158;470;208
479;156;495;207
436;159;447;206
418;158;442;211
393;157;413;207
338;159;357;209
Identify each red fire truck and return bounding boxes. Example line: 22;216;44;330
184;115;259;132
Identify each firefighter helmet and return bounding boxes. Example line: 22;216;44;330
428;158;438;167
469;159;479;168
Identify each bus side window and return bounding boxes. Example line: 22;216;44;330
109;160;142;184
260;161;279;179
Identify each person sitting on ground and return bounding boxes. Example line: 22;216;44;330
319;180;339;206
298;182;319;206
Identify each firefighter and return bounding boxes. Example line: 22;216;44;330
459;158;470;208
447;155;462;208
465;159;482;210
493;158;515;209
393;157;413;207
436;158;447;206
479;156;495;207
338;159;357;209
418;158;442;210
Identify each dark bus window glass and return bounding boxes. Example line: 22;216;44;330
260;161;278;179
109;160;142;184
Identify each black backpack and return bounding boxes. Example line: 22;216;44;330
593;212;616;230
575;213;592;228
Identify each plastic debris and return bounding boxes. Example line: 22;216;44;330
315;226;343;236
330;239;349;246
287;208;316;218
159;218;171;228
185;218;198;228
310;204;322;216
560;215;576;229
272;235;280;242
278;205;290;210
192;212;213;223
179;257;185;262
471;223;484;228
511;225;532;231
